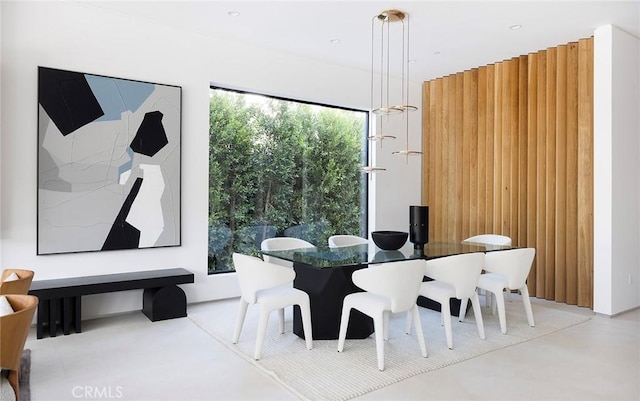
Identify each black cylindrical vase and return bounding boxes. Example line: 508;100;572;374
409;206;429;251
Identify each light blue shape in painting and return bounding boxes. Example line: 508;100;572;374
118;147;135;177
85;75;155;122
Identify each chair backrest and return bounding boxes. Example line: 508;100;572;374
260;237;316;267
462;234;512;250
0;269;35;295
352;260;425;313
328;235;368;248
484;248;536;289
0;295;38;371
232;253;296;304
424;253;485;299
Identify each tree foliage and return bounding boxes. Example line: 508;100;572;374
208;89;367;273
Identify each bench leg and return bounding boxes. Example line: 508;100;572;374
74;296;82;333
142;285;187;322
63;297;73;335
49;298;60;337
36;299;48;339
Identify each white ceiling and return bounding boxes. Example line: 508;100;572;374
86;1;639;81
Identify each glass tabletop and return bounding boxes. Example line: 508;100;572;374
260;241;514;269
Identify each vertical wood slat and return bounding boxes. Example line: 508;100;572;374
441;77;450;239
493;62;503;235
446;77;457;241
508;58;519;244
477;67;487;235
427;81;437;239
555;44;568;302
433;78;443;241
546;47;557;299
577;38;594;308
462;72;471;240
421;37;593;308
458;70;473;238
485;65;496;235
422;81;431;204
455;73;464;241
535;50;547;298
501;59;513;238
468;69;479;237
565;42;579;305
517;55;528;256
526;53;538;295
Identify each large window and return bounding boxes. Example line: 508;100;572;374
208;87;368;274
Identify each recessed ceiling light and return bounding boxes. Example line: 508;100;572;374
509;24;522;30
228;11;240;17
330;39;341;44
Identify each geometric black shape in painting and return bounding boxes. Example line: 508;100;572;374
102;178;143;250
130;111;168;157
38;67;105;136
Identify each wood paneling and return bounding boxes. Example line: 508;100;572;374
421;38;594;307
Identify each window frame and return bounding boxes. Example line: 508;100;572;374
208;85;370;274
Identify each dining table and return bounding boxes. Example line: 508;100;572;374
260;240;514;340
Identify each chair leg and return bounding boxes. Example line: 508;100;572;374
232;299;249;344
373;312;386;371
405;309;413;335
337;304;352;353
383;310;390;341
442;299;453;349
254;307;271;360
8;370;19;401
494;289;507;334
520;285;535;327
491;292;497;315
470;292;485;340
298;299;313;350
459;298;468;322
411;306;428;358
277;307;285;334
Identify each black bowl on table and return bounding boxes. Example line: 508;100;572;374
371;231;408;251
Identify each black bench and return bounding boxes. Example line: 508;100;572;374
28;268;194;339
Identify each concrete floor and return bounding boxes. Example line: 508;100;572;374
25;298;639;401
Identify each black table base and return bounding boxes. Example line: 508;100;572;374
293;263;374;340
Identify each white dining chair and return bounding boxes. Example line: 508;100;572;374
337;259;427;371
260;237;316;267
462;234;513;306
475;248;536;334
328;235;368;248
406;253;485;350
231;253;313;360
462;234;512;250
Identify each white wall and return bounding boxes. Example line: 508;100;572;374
593;25;640;315
0;1;420;319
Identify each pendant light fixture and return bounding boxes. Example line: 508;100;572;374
362;9;421;174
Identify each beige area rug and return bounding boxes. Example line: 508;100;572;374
189;297;590;401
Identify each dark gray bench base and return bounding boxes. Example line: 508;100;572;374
29;268;194;339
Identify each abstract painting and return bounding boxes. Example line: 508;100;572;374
37;67;181;254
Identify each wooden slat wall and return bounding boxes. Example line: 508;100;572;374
421;38;594;307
